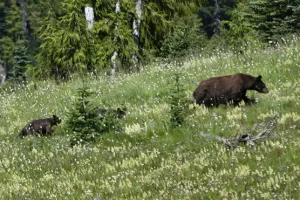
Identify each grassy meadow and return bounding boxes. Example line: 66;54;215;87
0;38;300;199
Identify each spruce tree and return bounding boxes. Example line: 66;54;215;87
248;0;300;41
0;0;33;82
0;2;6;38
224;1;260;49
11;40;31;83
66;85;124;146
66;86;102;146
169;73;189;126
37;0;94;80
26;0;63;55
4;0;23;41
0;37;14;71
160;14;204;59
140;0;202;55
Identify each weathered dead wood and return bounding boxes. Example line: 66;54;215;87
199;114;279;148
222;114;279;148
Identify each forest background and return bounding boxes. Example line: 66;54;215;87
1;0;300;83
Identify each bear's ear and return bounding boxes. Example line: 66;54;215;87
120;106;127;112
117;107;125;112
257;75;262;81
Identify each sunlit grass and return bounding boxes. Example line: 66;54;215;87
0;37;299;199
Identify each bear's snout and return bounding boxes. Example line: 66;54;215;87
262;87;269;93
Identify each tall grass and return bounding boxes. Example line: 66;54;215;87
0;37;299;199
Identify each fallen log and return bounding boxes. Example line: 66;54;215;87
200;114;279;148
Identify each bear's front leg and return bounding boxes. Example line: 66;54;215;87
242;95;256;105
42;125;53;135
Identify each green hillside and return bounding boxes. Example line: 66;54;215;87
0;38;299;199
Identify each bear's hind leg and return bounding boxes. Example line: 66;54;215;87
195;90;208;105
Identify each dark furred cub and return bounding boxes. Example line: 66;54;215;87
193;73;269;107
97;108;126;119
19;115;62;138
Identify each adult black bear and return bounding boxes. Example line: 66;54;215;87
193;73;269;107
19;115;62;138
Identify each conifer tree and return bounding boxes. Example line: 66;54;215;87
66;85;124;146
160;14;204;59
224;1;260;49
0;0;22;75
11;40;31;83
0;37;14;71
0;0;34;82
169;73;189;126
26;0;62;54
140;0;202;54
37;0;94;80
4;0;23;41
66;86;102;146
0;2;6;38
248;0;300;41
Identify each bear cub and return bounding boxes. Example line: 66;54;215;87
97;108;126;119
19;115;62;138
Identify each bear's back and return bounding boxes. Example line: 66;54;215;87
195;74;245;96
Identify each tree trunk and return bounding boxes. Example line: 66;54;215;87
0;62;6;84
20;0;29;37
84;6;94;30
132;0;143;73
110;0;120;82
213;0;221;35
